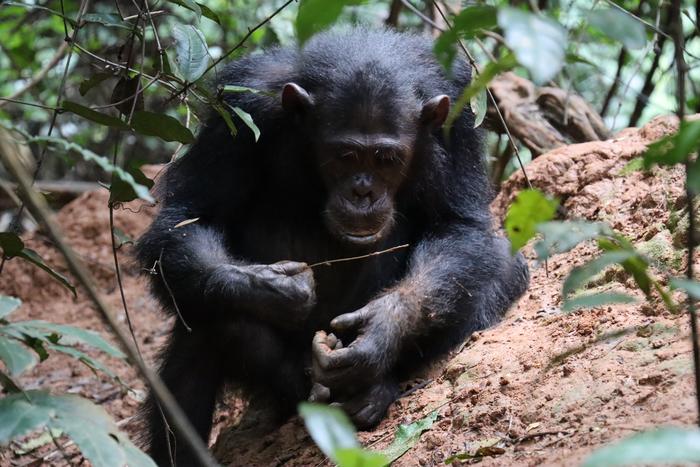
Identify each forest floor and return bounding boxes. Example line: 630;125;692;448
0;114;696;466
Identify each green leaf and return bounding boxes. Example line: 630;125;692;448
13;321;125;359
497;8;566;84
81;13;136;33
0;233;76;296
444;53;517;137
0;391;156;467
48;344;121;382
296;0;345;44
221;85;267;95
231;106;260;142
643;120;700;169
587;8;646;50
14;428;63;455
433;6;497;71
110;165;154;204
298;402;359;463
0;336;38;376
670;278;700;299
171;24;209;83
335;448;388;467
111;75;144;117
583;427;700;466
470;89;487;128
504;189;558;253
562;292;636;312
166;0;202;18
535;221;613;260
198;3;221;24
382;411;438;464
563;251;637;297
131;110;195;144
27;135;154;203
0;295;21;319
62;101;129;130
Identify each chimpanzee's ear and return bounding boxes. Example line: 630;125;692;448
282;82;314;112
420;95;450;128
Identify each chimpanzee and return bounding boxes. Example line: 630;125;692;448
136;27;529;466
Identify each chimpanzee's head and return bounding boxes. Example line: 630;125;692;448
281;68;449;246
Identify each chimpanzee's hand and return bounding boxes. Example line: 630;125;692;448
311;293;405;389
222;261;316;322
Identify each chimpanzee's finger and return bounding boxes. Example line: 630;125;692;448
308;382;331;402
270;261;310;275
330;308;369;332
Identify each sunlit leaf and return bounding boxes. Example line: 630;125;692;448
563;251;636;297
0;296;21;319
382;411;438;463
497;8;566;84
504;189;558;253
296;0;345;44
0;337;38;376
587;8;646;50
583;427;700;466
335;448;388;467
562;291;636;312
231;106;260;142
172;24;209;83
0;391;156;467
433;6;497;71
298;402;359;462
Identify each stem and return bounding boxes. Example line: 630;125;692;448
671;0;700;427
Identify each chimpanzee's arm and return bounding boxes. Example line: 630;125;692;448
312;221;528;388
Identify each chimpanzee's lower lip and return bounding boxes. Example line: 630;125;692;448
342;231;382;245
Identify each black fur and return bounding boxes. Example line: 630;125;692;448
136;27;529;466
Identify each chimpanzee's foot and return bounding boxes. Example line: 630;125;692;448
331;380;399;429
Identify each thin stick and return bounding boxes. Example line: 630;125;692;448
0;140;217;467
308;243;409;268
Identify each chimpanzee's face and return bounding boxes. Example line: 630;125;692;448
316;131;413;246
281;82;450;246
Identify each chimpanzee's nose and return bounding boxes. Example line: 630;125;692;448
352;175;375;204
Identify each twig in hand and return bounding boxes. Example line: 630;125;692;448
308;243;409;268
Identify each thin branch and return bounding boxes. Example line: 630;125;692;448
599;47;626;118
308;243;410;268
0;41;69;109
0;136;217;467
0;98;58;110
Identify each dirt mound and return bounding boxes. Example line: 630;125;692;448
1;117;695;466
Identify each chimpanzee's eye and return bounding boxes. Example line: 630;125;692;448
338;150;358;161
375;148;401;165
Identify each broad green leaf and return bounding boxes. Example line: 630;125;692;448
0;337;38;376
335;448;388;467
563;251;637;297
535;221;613;260
643;120;700;169
597;237;651;295
28;135;154;203
0;391;156;467
382;411;438;464
172;24;209;83
14;428;63;455
296;0;345;44
433;6;497;71
221;85;268;95
166;0;201;18
0;233;76;296
109;165;154;204
198;3;221;24
62;101;129;130
231;106;260;142
583;427;700;466
670;278;700;299
48;344;122;382
504;189;558;253
562;291;636;312
497;8;566;84
81;13;135;33
131;110;195;144
298;402;359;463
13;321;125;358
470;89;487;128
0;295;21;319
587;8;646;50
444;53;517;136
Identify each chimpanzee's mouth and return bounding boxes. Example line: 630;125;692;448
342;231;383;245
